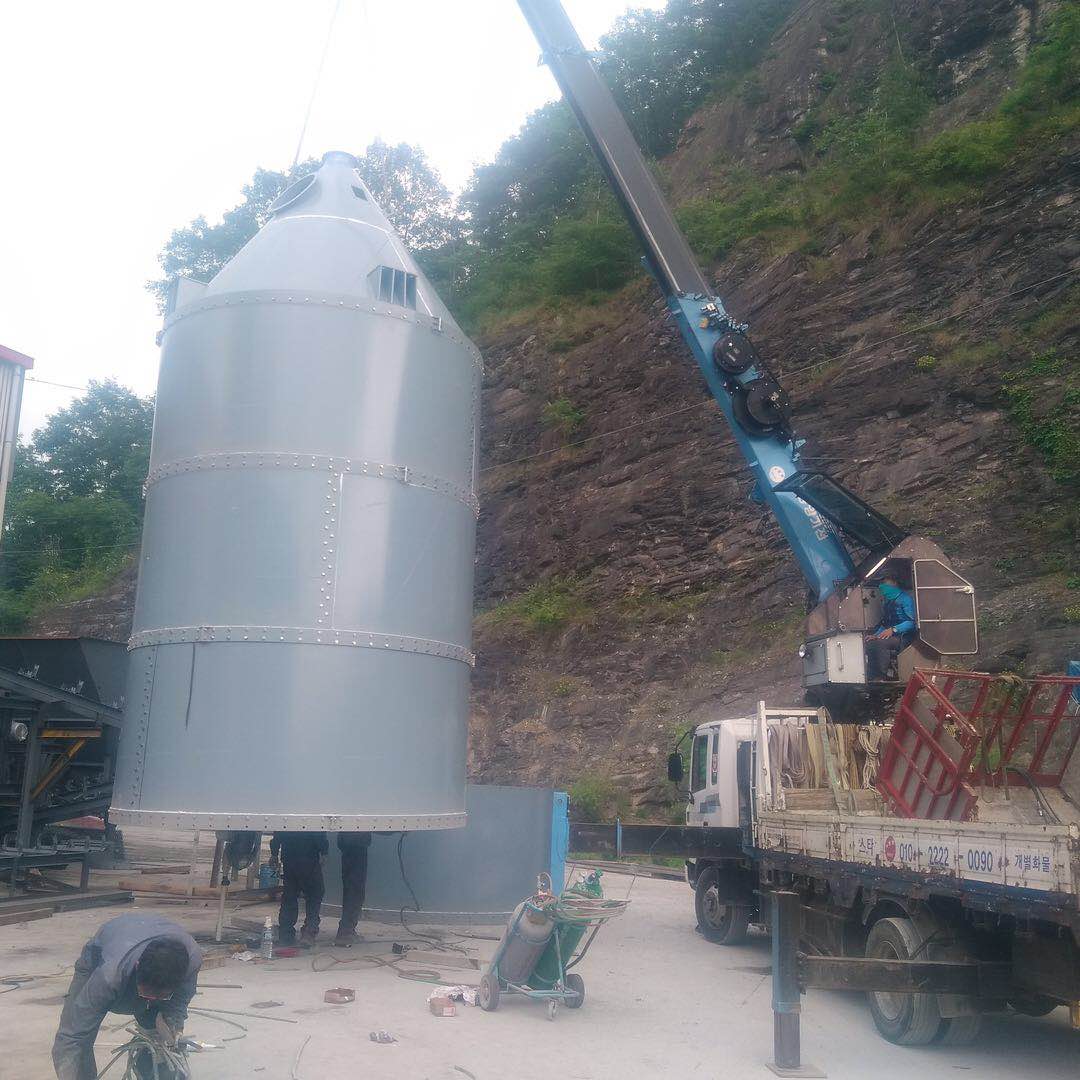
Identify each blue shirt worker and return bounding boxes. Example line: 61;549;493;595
52;913;202;1080
865;575;918;680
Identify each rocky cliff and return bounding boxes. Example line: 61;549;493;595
30;0;1079;814
467;0;1079;807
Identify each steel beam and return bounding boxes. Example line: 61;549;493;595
798;955;1013;997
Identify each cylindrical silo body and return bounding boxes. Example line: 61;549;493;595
110;152;481;831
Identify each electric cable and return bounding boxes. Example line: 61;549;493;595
1003;765;1061;824
311;948;457;985
394;833;471;955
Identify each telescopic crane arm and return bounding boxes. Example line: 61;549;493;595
515;0;978;690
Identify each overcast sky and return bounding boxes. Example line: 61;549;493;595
0;0;665;437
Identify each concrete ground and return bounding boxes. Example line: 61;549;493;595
3;866;1078;1080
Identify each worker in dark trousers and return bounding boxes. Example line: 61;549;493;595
270;831;328;946
865;574;918;680
52;913;201;1080
335;832;372;946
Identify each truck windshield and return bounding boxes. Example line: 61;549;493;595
690;734;709;792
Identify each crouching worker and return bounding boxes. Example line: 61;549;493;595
53;913;201;1080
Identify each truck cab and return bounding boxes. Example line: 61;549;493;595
684;716;753;830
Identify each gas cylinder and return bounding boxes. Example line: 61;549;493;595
490;900;555;985
528;870;604;990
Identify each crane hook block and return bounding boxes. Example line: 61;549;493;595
713;331;758;376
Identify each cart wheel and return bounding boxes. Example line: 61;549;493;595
564;973;585;1009
479;973;501;1012
547;999;558;1021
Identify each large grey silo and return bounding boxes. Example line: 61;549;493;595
110;152;480;831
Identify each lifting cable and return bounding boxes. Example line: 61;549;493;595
292;0;345;169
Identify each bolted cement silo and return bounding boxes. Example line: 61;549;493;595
110;151;481;832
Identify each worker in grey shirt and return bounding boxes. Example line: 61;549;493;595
52;913;202;1080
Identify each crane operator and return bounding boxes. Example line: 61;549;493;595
865;574;917;680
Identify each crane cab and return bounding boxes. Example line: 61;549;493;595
802;544;978;688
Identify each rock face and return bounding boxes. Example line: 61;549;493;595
29;0;1079;813
668;0;1056;198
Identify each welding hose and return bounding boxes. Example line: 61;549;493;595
311;949;452;984
551;893;629;925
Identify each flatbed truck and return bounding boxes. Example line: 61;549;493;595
672;674;1080;1045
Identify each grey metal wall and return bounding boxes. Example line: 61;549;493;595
111;152;481;832
324;785;569;922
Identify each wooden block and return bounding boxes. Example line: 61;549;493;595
405;949;479;970
0;908;51;926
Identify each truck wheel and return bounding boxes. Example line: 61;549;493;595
564;973;585;1009
936;1015;983;1045
695;868;750;945
865;917;942;1045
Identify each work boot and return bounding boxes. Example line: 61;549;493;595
299;925;318;947
277;927;296;946
334;928;363;947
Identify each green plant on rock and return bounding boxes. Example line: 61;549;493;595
551;677;578;698
1002;351;1079;488
616;587;709;625
915;354;937;370
542;397;586;434
476;577;592;635
568;773;630;823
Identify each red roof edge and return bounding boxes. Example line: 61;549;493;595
0;344;34;369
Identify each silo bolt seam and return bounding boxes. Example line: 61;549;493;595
144;452;479;515
127;625;475;666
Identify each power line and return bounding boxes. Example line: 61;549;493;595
784;265;1080;385
25;376;91;392
0;540;140;558
480;265;1079;475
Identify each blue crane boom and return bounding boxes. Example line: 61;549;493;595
514;0;897;604
515;0;978;692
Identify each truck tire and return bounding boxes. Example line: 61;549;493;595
865;917;942;1045
694;868;750;945
935;1015;983;1045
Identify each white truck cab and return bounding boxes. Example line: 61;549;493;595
684;717;753;830
682;706;823;830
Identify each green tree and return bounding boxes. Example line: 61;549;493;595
148;162;317;310
28;380;154;512
0;381;153;630
357;139;458;250
148;141;458;307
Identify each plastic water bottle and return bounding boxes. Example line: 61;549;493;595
261;916;274;960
